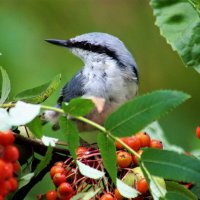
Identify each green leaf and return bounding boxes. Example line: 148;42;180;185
97;132;117;184
27;116;43;138
105;90;190;137
0;66;11;104
63;98;94;116
190;185;200;199
164;191;191;200
18;173;34;189
59;117;80;161
71;188;101;200
34;146;53;176
141;148;200;186
166;181;197;200
14;74;61;103
150;0;200;73
77;160;105;179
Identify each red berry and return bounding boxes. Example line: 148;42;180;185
57;182;74;198
0;160;6;182
3;145;19;162
54;161;64;167
150;140;163;149
0;130;15;146
115;138;126;150
125;136;141;151
136;178;148;194
136;132;151;147
46;190;57;200
117;151;132;168
76;146;88;157
100;193;114;200
8;177;18;192
196;126;200;139
132;149;143;166
13;162;20;174
4;162;13;180
50;166;65;178
53;173;66;187
0;181;11;196
0;195;4;200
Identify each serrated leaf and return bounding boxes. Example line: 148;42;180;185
63;98;94;116
105;90;190;137
27;116;43;138
97;132;117;184
77;160;105;179
142;148;200;186
9;101;41;126
59;117;80;161
150;0;200;73
0;66;11;104
34;146;53;176
116;178;139;198
71;189;101;200
166;181;197;200
14;74;61;103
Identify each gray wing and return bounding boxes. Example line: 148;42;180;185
57;71;85;106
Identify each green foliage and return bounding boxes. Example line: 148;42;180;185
14;74;61;103
27;116;43;138
150;0;200;73
63;97;94;117
97;133;117;184
166;181;197;200
34;146;53;176
59;117;80;161
105;90;190;137
163;191;191;200
141;148;200;186
0;66;11;104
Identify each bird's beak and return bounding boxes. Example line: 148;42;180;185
45;39;68;47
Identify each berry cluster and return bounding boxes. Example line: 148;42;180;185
39;132;163;200
0;130;19;199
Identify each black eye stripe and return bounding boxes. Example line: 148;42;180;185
67;40;118;61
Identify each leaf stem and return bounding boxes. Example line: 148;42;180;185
1;103;140;158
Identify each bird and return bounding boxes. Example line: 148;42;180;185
43;32;139;130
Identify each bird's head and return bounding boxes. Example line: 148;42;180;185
45;32;138;79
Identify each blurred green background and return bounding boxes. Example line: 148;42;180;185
0;0;200;198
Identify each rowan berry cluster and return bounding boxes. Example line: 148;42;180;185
0;130;19;200
39;131;163;200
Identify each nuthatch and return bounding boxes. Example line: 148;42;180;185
44;32;139;130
